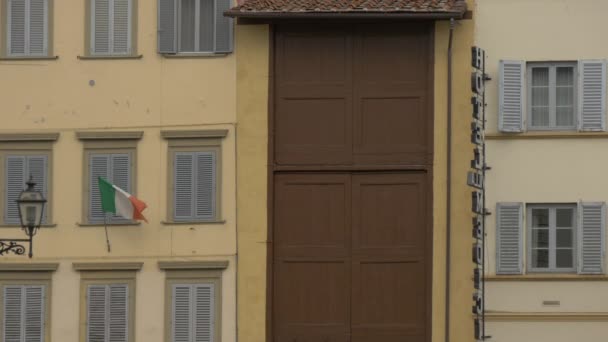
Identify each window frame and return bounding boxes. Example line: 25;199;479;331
0;142;54;227
85;0;137;57
526;203;577;274
526;62;578;131
4;0;52;58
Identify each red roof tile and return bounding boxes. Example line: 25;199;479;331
227;0;467;17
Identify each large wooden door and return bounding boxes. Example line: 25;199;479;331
271;23;433;342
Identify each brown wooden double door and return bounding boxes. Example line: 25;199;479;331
273;172;429;342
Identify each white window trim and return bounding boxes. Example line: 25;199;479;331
90;0;133;56
526;62;578;131
527;204;577;273
177;0;217;53
7;0;49;57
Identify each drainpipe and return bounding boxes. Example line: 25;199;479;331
445;17;455;342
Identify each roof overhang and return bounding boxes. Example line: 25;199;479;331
225;10;466;20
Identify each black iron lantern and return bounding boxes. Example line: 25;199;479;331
0;176;46;257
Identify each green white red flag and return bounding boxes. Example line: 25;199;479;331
98;177;148;222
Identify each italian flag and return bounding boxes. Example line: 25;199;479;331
98;177;148;222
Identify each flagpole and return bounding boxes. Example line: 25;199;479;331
104;214;111;253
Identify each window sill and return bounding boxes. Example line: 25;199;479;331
487;131;608;140
0;224;57;228
485;274;608;281
161;52;231;58
77;54;143;60
161;220;226;225
77;222;141;227
0;56;58;61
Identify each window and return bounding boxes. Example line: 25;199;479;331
496;202;606;275
88;0;135;56
78;131;142;225
158;0;233;54
162;130;226;223
5;0;50;57
160;261;227;342
498;60;606;132
528;205;576;272
76;263;140;342
528;63;577;130
3;154;49;225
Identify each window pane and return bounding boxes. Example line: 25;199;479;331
556;67;575;127
531;107;550;126
556;106;574;126
180;0;196;52
199;0;214;52
556;229;573;248
556;67;574;86
556;208;573;227
532;67;550;87
531;67;550;127
531;208;549;227
532;229;549;248
556;249;574;268
532;249;549;268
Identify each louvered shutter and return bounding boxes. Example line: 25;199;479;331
92;0;111;54
194;284;214;342
172;285;192;342
108;285;128;342
110;154;131;223
499;60;525;132
24;286;45;342
8;0;26;55
27;156;48;224
578;202;605;274
158;0;177;53
195;152;216;220
174;153;194;221
214;0;232;53
87;285;107;342
4;286;23;342
89;154;110;223
578;60;607;131
28;0;47;55
496;203;523;274
5;156;26;224
112;0;131;54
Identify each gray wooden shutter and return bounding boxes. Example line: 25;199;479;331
174;153;194;221
496;202;524;274
194;284;214;342
499;60;525;132
578;202;606;274
87;285;107;342
89;154;110;223
172;285;192;342
112;0;131;54
214;0;232;53
109;153;131;223
108;285;128;342
92;0;111;54
578;60;607;131
27;156;48;224
28;0;47;55
5;156;26;224
4;286;23;342
158;0;177;53
24;285;45;342
195;152;216;220
8;0;26;55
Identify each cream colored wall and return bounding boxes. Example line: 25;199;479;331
0;1;237;342
477;0;608;340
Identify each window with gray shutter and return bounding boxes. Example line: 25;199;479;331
90;0;132;55
578;60;607;131
5;155;48;225
496;202;523;274
7;0;48;56
87;284;129;342
173;151;216;222
158;0;233;54
171;284;215;342
499;60;525;132
88;153;132;224
3;285;46;342
578;202;605;274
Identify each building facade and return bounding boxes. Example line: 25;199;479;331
478;0;608;341
233;1;477;341
0;1;237;342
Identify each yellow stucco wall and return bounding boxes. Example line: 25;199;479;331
0;1;237;342
477;0;608;341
